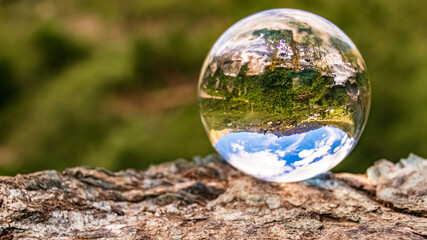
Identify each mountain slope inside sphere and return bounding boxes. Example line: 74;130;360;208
200;65;363;137
200;24;369;139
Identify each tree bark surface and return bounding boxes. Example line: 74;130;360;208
0;154;426;239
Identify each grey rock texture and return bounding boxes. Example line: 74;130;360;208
0;154;426;239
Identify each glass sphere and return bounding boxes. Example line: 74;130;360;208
198;9;370;182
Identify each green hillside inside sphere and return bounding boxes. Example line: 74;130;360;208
200;28;369;140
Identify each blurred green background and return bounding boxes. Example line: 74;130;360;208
0;0;426;175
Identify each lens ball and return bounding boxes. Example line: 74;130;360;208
198;9;370;182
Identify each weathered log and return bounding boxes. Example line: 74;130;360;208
0;154;426;239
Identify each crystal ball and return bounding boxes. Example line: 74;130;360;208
198;9;371;182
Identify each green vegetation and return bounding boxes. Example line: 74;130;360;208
253;29;294;42
290;21;313;34
201;65;361;135
0;0;425;174
33;27;90;74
